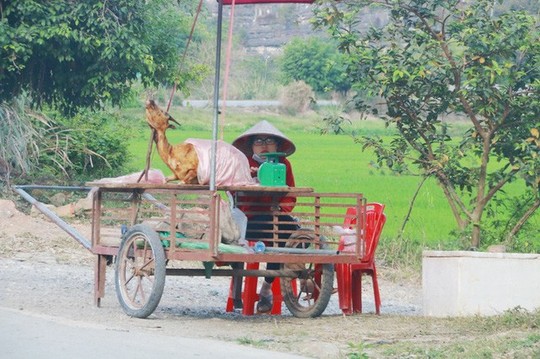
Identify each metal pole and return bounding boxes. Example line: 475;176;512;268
264;247;339;255
210;0;224;191
13;186;93;251
165;268;301;278
14;185;92;191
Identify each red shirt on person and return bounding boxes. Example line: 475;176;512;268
237;156;296;218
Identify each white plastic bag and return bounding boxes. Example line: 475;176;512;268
227;192;248;246
333;225;364;254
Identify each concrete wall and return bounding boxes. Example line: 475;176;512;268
422;250;540;317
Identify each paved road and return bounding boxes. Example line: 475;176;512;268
0;307;307;359
182;99;338;108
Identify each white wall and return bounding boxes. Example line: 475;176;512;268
423;250;540;317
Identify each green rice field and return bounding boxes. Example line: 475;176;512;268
127;108;459;246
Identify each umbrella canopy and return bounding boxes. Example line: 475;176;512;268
222;0;313;4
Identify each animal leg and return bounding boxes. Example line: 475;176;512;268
165;175;179;183
182;170;199;184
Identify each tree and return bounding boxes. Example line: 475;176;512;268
281;37;351;95
0;1;207;185
314;0;540;248
0;0;202;114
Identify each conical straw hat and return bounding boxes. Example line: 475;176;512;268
232;120;296;157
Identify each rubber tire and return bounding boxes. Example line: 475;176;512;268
281;231;334;318
115;224;166;318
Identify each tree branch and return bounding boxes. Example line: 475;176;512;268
506;197;540;243
398;175;428;238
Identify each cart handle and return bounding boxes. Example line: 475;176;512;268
13;185;93;251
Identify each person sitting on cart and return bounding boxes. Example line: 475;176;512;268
232;120;299;314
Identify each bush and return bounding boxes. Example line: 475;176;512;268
279;81;315;115
281;37;351;95
0;97;132;186
0;96;42;185
34;109;133;182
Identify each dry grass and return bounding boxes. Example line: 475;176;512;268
0;98;40;183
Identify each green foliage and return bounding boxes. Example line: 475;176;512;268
0;96;131;185
313;0;540;247
231;55;281;100
280;37;351;94
0;0;202;114
378;235;424;271
45;109;132;181
346;341;370;359
319;106;352;135
474;306;540;333
236;337;266;347
279;80;315;115
0;95;40;182
479;192;540;252
379;308;540;357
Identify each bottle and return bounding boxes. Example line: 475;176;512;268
254;241;266;253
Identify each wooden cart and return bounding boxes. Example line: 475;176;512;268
14;0;368;319
16;183;366;318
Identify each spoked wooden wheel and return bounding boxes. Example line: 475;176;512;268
115;224;166;318
281;231;334;318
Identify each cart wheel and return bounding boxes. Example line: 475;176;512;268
281;231;334;318
115;224;166;318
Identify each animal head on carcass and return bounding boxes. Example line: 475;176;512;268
145;100;181;132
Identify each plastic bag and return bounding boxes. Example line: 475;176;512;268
227;192;248;246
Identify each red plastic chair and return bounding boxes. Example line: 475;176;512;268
335;203;386;315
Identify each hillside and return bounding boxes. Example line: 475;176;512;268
204;1;388;54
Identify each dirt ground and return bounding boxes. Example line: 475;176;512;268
1;198;533;358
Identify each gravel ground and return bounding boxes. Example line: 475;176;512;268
0;199;423;358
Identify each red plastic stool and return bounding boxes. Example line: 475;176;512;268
226;262;283;315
